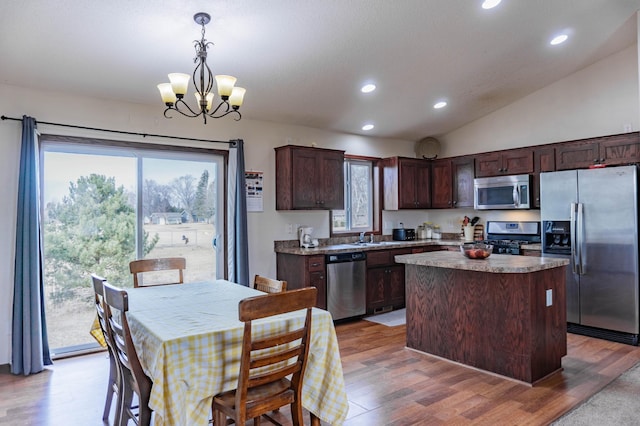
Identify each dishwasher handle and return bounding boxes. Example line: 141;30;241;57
326;252;366;263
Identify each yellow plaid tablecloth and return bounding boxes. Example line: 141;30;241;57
126;280;348;426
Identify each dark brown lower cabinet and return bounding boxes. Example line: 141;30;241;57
276;253;327;310
365;248;412;314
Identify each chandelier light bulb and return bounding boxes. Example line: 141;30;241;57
158;12;245;123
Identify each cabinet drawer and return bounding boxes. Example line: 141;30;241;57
307;256;325;272
367;250;392;267
367;248;412;267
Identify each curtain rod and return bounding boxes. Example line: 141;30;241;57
1;115;234;145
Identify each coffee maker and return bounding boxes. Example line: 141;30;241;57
298;226;317;248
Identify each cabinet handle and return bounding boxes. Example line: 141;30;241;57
311;263;322;267
452;200;457;205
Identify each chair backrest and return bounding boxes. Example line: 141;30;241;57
253;274;287;293
234;287;317;419
102;280;152;403
129;257;186;288
91;274;112;349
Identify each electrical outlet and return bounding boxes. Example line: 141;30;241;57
546;289;553;307
286;224;293;234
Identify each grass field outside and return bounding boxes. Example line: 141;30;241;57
45;222;218;352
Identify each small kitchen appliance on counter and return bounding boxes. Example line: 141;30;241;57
392;223;416;241
298;226;318;248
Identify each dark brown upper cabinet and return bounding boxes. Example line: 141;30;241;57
275;145;345;210
532;146;556;208
475;148;534;177
383;157;431;210
452;156;475;208
555;132;640;170
430;159;452;208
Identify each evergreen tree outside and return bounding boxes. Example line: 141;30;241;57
44;173;159;304
193;170;214;223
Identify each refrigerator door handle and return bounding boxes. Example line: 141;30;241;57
570;203;578;274
577;202;585;274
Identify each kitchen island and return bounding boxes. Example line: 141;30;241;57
395;251;569;384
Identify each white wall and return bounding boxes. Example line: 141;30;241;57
0;83;415;365
440;44;640;156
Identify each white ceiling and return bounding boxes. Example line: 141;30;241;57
1;1;639;141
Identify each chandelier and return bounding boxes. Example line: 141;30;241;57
157;12;246;123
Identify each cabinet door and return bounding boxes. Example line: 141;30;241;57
387;265;405;309
599;133;640;166
291;149;322;209
555;141;599;170
366;267;387;313
431;159;452;208
309;270;327;310
318;151;345;209
397;160;420;208
452;156;475;208
475;152;502;177
415;161;432;208
502;148;534;175
532;146;555;208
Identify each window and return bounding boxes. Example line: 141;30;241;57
41;136;226;356
332;159;373;233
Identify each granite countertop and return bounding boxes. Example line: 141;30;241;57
274;239;464;255
395;250;569;273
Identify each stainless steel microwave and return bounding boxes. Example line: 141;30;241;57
474;174;532;210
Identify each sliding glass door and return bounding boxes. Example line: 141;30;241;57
41;139;225;356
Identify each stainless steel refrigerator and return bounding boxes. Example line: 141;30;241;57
540;165;639;345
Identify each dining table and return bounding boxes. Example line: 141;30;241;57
125;279;349;426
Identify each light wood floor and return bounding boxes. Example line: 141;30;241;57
2;320;640;425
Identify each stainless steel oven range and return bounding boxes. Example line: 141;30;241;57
480;221;541;255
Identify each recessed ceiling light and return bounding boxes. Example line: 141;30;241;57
550;34;568;45
481;0;502;9
361;84;376;93
433;101;447;109
362;124;374;131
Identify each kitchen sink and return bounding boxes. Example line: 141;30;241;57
350;241;397;246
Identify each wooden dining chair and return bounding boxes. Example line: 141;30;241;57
91;274;121;425
129;257;186;288
212;287;317;426
253;274;287;294
102;280;153;426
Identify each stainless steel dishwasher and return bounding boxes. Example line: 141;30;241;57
325;252;366;320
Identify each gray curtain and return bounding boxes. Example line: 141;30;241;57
227;139;249;286
11;116;52;375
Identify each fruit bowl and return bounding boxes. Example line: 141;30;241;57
460;243;493;259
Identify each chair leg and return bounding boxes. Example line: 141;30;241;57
103;379;114;422
119;386;135;426
310;412;321;426
290;401;304;426
103;355;117;422
214;408;227;426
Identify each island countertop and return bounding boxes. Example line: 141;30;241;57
395;250;569;274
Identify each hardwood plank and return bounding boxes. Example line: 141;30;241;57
1;320;639;425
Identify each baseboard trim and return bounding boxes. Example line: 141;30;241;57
0;363;10;374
